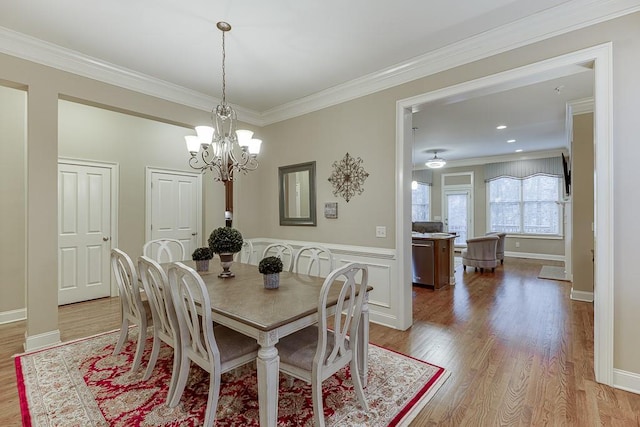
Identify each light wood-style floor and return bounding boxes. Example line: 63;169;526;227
1;257;639;425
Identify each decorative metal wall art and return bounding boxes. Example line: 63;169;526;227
327;152;369;202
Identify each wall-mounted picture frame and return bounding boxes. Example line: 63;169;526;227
324;202;338;219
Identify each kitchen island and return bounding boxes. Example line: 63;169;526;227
411;233;456;289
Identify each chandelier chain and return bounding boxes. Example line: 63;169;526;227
221;29;226;105
185;21;261;183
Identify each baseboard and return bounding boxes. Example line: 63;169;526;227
0;308;26;325
504;251;565;262
613;369;640;395
570;289;594;302
24;329;61;352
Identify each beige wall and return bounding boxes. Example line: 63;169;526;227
239;13;640;372
0;85;26;314
57;100;227;258
571;113;594;293
1;11;640;373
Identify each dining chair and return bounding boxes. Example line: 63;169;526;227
292;245;334;277
276;262;370;427
138;256;180;403
111;248;151;373
262;242;295;271
167;262;259;426
234;240;254;264
143;238;186;263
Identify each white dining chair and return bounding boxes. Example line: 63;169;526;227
276;262;370;427
234;240;254;264
143;238;186;263
138;256;180;403
262;243;295;272
292;245;334;277
167;262;259;426
111;248;150;374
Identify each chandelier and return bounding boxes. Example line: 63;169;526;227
185;21;262;182
426;151;446;169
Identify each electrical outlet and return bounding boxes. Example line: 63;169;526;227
515;241;520;248
376;226;387;238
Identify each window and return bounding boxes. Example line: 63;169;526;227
488;175;561;235
412;182;430;221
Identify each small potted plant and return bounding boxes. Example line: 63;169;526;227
208;227;244;278
191;247;213;272
259;256;284;289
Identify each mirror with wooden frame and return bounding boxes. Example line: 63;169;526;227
279;161;317;226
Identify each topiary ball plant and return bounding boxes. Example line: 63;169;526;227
191;247;213;261
259;256;284;275
208;227;244;254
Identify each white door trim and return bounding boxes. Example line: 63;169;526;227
58;157;119;297
396;43;614;385
145;167;203;246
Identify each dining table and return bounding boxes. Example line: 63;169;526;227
181;260;371;427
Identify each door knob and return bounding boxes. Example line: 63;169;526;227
103;237;109;241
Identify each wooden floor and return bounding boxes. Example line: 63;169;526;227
1;257;639;426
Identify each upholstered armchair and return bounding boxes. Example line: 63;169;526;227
486;232;506;264
462;235;499;273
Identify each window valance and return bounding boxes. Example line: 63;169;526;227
412;169;433;185
484;157;563;182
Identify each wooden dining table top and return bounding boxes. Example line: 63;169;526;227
177;260;369;332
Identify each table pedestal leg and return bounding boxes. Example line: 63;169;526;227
257;339;279;427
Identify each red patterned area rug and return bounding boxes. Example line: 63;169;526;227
15;328;449;426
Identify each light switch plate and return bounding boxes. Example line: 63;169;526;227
376;226;386;238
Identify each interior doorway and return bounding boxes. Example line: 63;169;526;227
396;44;613;385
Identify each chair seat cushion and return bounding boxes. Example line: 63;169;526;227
277;326;344;371
213;326;259;363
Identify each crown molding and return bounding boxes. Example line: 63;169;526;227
415;148;569;170
0;26;264;126
0;0;637;127
569;97;595;114
260;0;640;124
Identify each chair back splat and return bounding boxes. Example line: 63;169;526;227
262;243;295;272
111;248;149;373
138;256;181;402
276;262;370;426
167;262;258;427
235;240;254;264
143;238;186;263
293;245;334;277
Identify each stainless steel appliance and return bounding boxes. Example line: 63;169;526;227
412;240;434;286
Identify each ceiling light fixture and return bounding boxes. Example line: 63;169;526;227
184;21;262;182
507;139;516;143
426;152;446;169
496;125;507;130
515;149;523;153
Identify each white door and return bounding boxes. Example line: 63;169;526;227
58;163;112;305
147;169;201;258
443;189;472;246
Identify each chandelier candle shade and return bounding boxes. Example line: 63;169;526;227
185;22;262;182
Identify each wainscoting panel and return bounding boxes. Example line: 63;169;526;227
249;238;399;329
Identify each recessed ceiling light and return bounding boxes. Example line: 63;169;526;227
515;149;523;152
496;125;507;130
507;139;516;143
